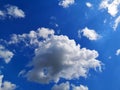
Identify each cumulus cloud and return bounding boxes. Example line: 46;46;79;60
116;49;120;56
59;0;75;8
113;16;120;30
0;75;16;90
81;27;100;40
10;28;101;84
52;82;88;90
99;0;120;17
0;5;25;19
0;45;14;63
7;27;101;85
86;2;92;8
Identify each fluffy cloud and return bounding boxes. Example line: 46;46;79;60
12;28;101;84
86;2;92;8
52;82;88;90
7;27;101;85
9;27;54;46
116;49;120;56
0;45;14;63
0;5;25;19
59;0;75;8
0;75;16;90
100;0;120;17
81;27;100;40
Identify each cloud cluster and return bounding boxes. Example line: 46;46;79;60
0;5;25;19
0;75;16;90
52;82;88;90
100;0;120;17
59;0;75;8
0;45;14;63
80;27;100;40
11;28;101;84
9;27;54;46
6;27;102;90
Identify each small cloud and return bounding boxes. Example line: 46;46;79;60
0;45;14;63
0;75;16;90
59;0;75;8
6;5;25;18
0;5;25;19
81;27;100;40
86;2;92;8
116;49;120;56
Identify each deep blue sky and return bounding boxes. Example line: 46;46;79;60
0;0;120;90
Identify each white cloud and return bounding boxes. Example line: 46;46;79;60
72;85;88;90
52;82;88;90
9;27;55;46
81;27;100;40
59;0;75;8
0;45;14;63
0;5;25;19
37;28;55;39
52;82;70;90
113;16;120;30
6;5;25;18
0;75;16;90
116;49;120;56
0;11;5;17
86;2;92;8
12;28;102;84
100;0;120;17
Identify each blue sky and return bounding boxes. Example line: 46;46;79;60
0;0;120;90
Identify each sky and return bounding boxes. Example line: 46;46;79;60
0;0;120;90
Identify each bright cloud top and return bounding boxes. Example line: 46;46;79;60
10;27;102;84
86;2;92;8
0;5;25;19
81;27;100;40
0;45;14;63
59;0;75;8
0;75;16;90
116;49;120;56
100;0;120;17
52;82;88;90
